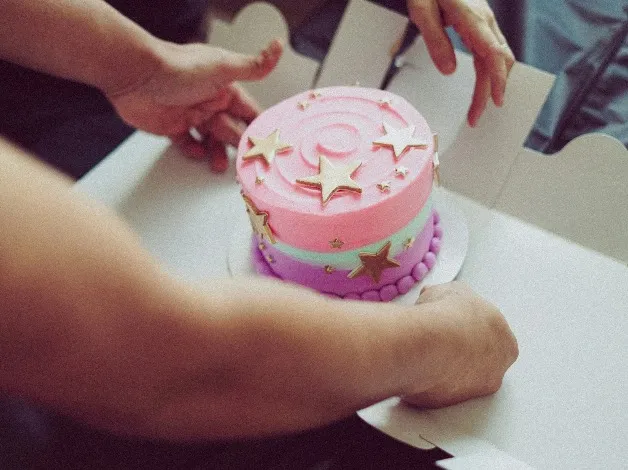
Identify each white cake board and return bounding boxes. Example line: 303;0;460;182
227;188;469;305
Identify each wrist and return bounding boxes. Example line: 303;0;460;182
95;34;167;98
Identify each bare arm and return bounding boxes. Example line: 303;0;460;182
0;140;517;440
0;0;164;95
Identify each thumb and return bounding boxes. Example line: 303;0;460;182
215;39;283;84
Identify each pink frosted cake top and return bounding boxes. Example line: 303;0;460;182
236;86;435;252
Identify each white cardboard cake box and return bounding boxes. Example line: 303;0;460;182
209;0;628;265
204;2;628;468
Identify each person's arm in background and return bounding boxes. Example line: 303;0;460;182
0;139;518;441
405;0;515;126
0;0;282;172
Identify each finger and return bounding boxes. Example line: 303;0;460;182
198;113;245;148
208;140;230;174
216;39;283;84
459;19;507;107
408;0;457;74
468;57;491;127
171;132;208;160
226;84;262;123
490;23;516;78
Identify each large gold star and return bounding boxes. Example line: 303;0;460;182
242;194;276;244
242;130;292;166
348;241;400;283
296;155;363;205
373;123;428;160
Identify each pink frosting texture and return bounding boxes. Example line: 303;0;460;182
237;86;435;252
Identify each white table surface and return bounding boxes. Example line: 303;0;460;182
77;131;628;469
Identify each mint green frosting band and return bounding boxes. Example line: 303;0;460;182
272;197;433;269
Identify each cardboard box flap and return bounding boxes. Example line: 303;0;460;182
316;0;408;88
208;2;319;109
496;133;628;263
389;38;556;207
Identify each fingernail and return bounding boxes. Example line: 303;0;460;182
441;60;456;75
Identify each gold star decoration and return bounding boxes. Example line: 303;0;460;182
242;194;276;244
395;166;409;178
348;241;400;283
373;123;428;160
296;155;363;205
242;130;292;166
258;242;267;251
433;133;441;186
324;265;335;275
403;237;415;250
266;255;275;264
330;238;345;249
377;181;392;193
309;91;322;99
255;176;265;185
298;100;311;110
379;97;393;107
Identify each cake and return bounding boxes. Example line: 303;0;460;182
235;86;441;302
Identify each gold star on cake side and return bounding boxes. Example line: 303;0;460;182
403;237;415;250
373;123;428;160
242;130;292;166
242;194;276;244
296;155;363;205
348;241;400;283
330;238;345;249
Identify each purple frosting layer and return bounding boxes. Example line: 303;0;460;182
251;212;442;302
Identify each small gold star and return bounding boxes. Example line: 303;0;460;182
377;181;391;192
266;255;275;264
395;166;409;178
330;238;345;249
433;133;441;186
403;237;415;250
379;97;393;107
243;130;292;166
324;265;335;275
309;91;322;99
373;123;428;160
296;155;363;205
298;100;311;110
255;176;265;185
258;242;267;251
242;194;276;244
348;241;400;283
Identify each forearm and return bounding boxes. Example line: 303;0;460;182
0;140;443;440
0;0;163;94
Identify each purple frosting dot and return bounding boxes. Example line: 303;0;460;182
412;262;429;281
423;252;437;270
361;290;381;302
380;285;399;302
433;211;441;224
430;237;442;254
433;224;443;239
344;293;361;301
396;276;416;295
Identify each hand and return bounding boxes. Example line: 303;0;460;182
407;0;515;126
106;40;283;172
403;282;518;408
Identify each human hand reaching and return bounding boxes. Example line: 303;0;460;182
106;40;283;172
402;282;518;408
406;0;515;126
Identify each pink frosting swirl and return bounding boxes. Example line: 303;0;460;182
237;86;434;252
